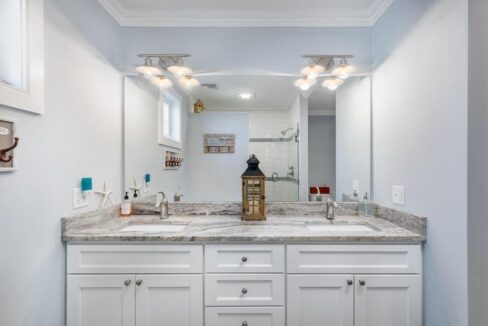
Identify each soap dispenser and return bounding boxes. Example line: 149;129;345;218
120;192;132;217
359;192;373;217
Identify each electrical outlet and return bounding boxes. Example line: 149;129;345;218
392;185;405;205
72;188;89;209
352;180;360;192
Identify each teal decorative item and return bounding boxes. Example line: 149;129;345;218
81;178;93;192
145;174;151;183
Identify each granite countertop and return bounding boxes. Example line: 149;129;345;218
62;203;426;243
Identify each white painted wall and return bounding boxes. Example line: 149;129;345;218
372;1;468;325
308;116;336;191
0;1;122;325
468;1;488;325
185;112;249;201
336;76;371;200
123;76;187;200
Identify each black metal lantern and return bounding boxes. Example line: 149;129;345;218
242;154;266;221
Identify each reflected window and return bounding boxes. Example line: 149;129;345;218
0;0;27;90
159;90;182;148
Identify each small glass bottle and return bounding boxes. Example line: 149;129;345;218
359;192;373;217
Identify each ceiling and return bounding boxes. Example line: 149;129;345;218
98;0;394;27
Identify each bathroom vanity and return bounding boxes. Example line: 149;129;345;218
62;202;425;326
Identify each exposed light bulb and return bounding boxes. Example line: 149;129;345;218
322;77;344;91
136;58;162;79
178;75;200;89
333;61;357;80
150;76;173;90
168;65;193;77
295;76;317;91
300;64;325;79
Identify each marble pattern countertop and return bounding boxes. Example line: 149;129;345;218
62;203;426;243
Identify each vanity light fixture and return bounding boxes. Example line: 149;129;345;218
137;54;199;90
136;57;162;79
332;59;357;80
295;55;355;91
294;76;317;91
178;75;200;90
322;77;345;91
150;76;173;90
238;92;255;100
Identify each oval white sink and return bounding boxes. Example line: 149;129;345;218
119;224;187;233
307;224;375;232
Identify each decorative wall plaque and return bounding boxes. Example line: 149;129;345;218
204;134;235;153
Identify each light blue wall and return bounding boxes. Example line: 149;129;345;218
372;1;468;325
0;1;122;325
122;26;372;76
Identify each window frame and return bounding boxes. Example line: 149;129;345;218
158;88;182;149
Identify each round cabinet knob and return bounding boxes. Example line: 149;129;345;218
241;257;248;263
135;279;143;286
242;321;248;326
347;280;353;286
124;279;131;286
359;280;366;286
241;288;248;295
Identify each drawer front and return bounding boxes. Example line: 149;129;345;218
287;245;422;274
67;245;203;274
206;244;284;273
205;274;285;306
206;307;285;326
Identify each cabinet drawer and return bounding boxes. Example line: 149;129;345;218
205;244;284;273
67;245;203;274
287;245;421;274
205;274;285;306
206;307;285;326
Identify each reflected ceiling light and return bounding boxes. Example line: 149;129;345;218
294;76;317;91
332;59;357;79
322;77;344;91
300;64;325;79
136;57;162;79
150;76;173;90
167;65;193;78
238;92;255;100
178;75;200;89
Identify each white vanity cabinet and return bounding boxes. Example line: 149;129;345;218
67;245;204;326
286;245;423;326
66;243;422;326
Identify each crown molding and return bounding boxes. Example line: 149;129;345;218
309;109;336;116
97;0;395;27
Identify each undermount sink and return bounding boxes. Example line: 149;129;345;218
307;224;376;232
119;224;187;233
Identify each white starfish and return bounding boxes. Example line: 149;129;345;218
129;178;141;193
95;182;114;208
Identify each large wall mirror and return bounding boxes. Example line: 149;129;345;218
0;0;44;114
124;73;371;203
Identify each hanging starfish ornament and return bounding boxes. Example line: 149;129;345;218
95;182;114;208
129;178;141;195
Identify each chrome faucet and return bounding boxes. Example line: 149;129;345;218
156;192;169;219
325;198;338;220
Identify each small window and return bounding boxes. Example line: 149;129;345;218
159;90;182;149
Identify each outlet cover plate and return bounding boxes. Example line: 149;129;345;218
392;185;405;205
72;188;89;209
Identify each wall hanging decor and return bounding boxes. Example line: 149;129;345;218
94;182;114;208
0;117;18;172
164;149;183;170
193;99;206;113
204;134;235;153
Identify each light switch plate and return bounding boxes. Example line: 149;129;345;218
72;188;89;209
392;185;405;205
352;180;360;192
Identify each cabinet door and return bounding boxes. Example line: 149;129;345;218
287;275;354;326
135;275;203;326
67;275;135;326
354;275;422;326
